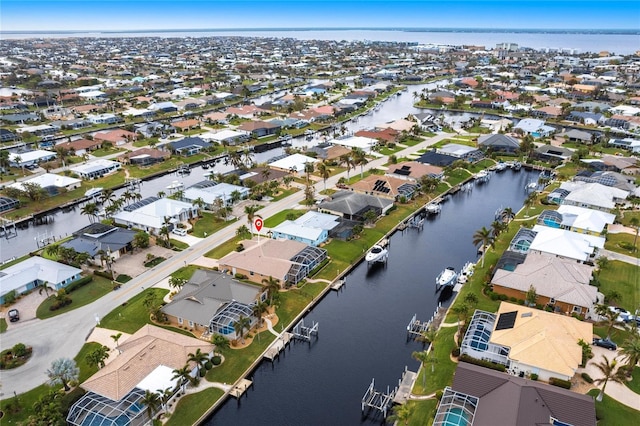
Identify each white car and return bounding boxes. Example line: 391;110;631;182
171;228;187;236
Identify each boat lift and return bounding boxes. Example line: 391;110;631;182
292;318;319;343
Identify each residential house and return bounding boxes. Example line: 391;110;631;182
328;135;377;153
61;223;137;264
460;302;592;381
477;134;520;153
529;225;605;262
385;161;444;181
514;118;555;138
237;120;281;138
349;174;419;200
271;211;340;246
57;138;102;156
181;181;249;208
355;128;400;144
113;197;199;235
0;256;82;304
607;138;640;153
560;181;628;212
70;159;121;180
8;173;81;195
171;118;200;132
434;363;596;426
539;205;616;235
491;252;598;317
165;137;211;156
219;238;327;286
533;145;573;163
8;150;56;167
202;129;250;146
268;153;318;174
162;269;266;337
317;190;394;221
119;148;170;166
94;129;137;147
557;128;594;144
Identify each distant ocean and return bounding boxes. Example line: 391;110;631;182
2;28;639;54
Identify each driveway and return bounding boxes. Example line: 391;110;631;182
112;245;176;278
0;291;49;330
579;345;640;410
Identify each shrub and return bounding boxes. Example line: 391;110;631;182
489;292;500;301
581;372;593;384
549;377;571;389
66;276;93;293
211;355;222;366
3;290;17;305
619;241;634;251
94;269;113;279
451;347;460;357
234;273;247;280
498;294;508;301
199;368;206;377
50;297;72;311
509;297;517;302
204;361;213;370
12;343;27;357
115;274;132;283
235;243;245;252
530;373;538;381
459;354;506;372
435;390;443;401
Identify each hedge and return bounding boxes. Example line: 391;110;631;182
581;372;593;384
459;355;506;372
93;270;113;279
549;377;572;389
66;276;93;293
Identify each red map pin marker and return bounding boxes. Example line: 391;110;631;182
254;217;263;232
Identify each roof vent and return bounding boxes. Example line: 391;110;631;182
521;312;532;318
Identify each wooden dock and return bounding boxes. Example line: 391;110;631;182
229;378;253;398
331;279;346;291
263;332;293;361
393;367;417;404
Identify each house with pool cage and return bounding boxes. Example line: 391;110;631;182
161;268;267;339
67;325;213;426
460;302;592;382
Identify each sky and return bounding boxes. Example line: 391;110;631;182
1;0;639;32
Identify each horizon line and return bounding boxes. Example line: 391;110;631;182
2;26;639;34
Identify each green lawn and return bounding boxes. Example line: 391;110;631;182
593;325;635;346
408;399;439;426
263;209;305;228
0;318;7;333
604;233;640;255
597;260;639;312
90;147;127;157
36;276;115;319
624;366;640;395
206;331;275;384
170;239;189;250
588;389;640;426
411;327;457;395
445;168;473;187
204;235;243;259
165;387;224;426
171;265;198;281
270;187;299;202
100;288;169;333
191;213;236;237
619;211;640;227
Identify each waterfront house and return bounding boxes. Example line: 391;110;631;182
560;181;628;212
271;211;340;246
434;363;596;426
113;197;199;235
61;223;137;263
118;148;170;166
8;173;82;195
533;145;573;163
529;225;605;262
0;256;82;304
491;252;598;318
477;134;521;153
70;159;121;180
8;149;56;167
219;238;327;286
385;161;444;181
460;302;592;382
165;137;211;156
202;129;250;146
68;325;213;426
268;153;318;174
328;135;377;153
181;181;249;208
161;269;266;338
94;129;138;147
0;196;20;213
349;174;419;200
355;128;400;144
317;190;393;221
607;137;640;153
237;120;281;138
57;138;102;156
514;118;555;138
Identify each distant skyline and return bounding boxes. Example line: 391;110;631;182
2;0;639;32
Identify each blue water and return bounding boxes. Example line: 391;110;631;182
206;170;537;425
444;407;471;426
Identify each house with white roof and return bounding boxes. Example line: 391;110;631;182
70;159;121;180
555;205;615;235
0;256;82;304
560;181;628;212
113;197;199;235
201;129;250;146
181;181;249;208
514;118;555;138
8;150;56;167
328;135;377;153
8;173;81;194
271;211;340;246
529;225;605;262
268;153;319;173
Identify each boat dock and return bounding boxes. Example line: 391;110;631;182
361;378;396;419
229;378;254;399
263;332;293;361
331;279;346;291
393;367;417;405
292;319;319;343
406;314;432;340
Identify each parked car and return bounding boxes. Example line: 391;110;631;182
171;227;187;236
8;309;19;322
592;338;617;350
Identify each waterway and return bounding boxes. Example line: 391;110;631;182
206;168;537;425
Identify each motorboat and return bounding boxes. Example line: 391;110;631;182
495;162;507;172
457;262;475;284
84;187;103;198
365;244;388;264
436;267;458;288
426;203;441;214
475;170;490;183
166;180;184;190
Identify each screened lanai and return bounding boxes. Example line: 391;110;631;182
67;388;147;426
209;301;256;339
537;210;563;228
508;228;537;253
460;310;510;366
433;387;479;426
0;196;19;213
287;245;327;285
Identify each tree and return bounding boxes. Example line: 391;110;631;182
187;348;209;373
630;217;639;250
236;224;251;239
316;161;331;191
37;280;51;297
592;354;626;402
387;402;413;425
472;226;494;267
211;333;230;355
595;256;610;274
244;204;261;234
500;207;515;226
261;276;281;305
80;202;99;223
417;326;438;349
46;358;79;391
85;345;110;369
133;231;150;250
339;153;354;181
594;304;620;338
171;365;194;391
303;161;315;183
525;285;537;307
352;148;368;178
29;389;64;425
111;332;123;352
490;220;506;239
252;300;268;326
452;303;470;346
233;315;251;343
140;389;161;422
619;335;640;372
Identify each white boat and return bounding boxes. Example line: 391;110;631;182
475;170;490;183
84;187;103;198
457;262;475;284
166;180;184;190
365;245;388;264
426;203;441;214
495;162;507;172
436;267;458;288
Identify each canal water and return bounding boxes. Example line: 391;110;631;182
206;169;537;426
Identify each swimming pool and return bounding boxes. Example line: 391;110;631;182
443;407;471;426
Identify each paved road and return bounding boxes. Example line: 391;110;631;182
0;132;451;396
600;248;640;266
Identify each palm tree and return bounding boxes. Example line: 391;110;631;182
157;191;166;198
171;365;193;391
233;315;251;343
490;220;506;239
161;216;172;246
594;304;620;338
387;402;413;425
244;204;261;234
592;354;626;402
317;161;331;191
619;335;640;373
211;333;230;355
352;148;368;179
339;153;354;182
261;276;281;305
156;387;173;411
629;217;639;250
252;300;269;326
187;348;209;374
100;188;115;207
303;161;315;183
37;280;51;297
80;202;99;223
500;207;515;225
13;155;24;175
45;243;60;259
417;326;438;349
111;332;123;352
140;389;161;422
46;358;79;391
472;226;494;267
452;303;470;346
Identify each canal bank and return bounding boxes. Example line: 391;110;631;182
187;169;538;425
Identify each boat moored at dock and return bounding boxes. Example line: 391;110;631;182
436;266;458;288
365;244;389;265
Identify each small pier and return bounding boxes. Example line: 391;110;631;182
0;218;17;240
406;314;432;340
292;319;319;343
393;367;417;405
407;215;425;230
361;378;396;419
229;378;254;399
263;332;293;361
331;279;346;291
